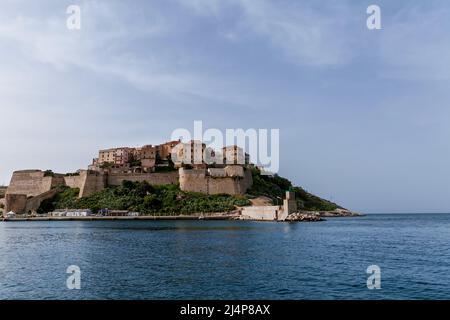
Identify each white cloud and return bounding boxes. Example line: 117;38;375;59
0;1;200;96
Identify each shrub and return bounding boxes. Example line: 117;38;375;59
43;170;55;177
247;167;340;211
38;181;250;215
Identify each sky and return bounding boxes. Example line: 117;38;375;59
1;0;450;213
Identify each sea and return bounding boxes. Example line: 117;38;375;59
0;214;449;300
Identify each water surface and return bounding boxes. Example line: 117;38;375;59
1;214;449;299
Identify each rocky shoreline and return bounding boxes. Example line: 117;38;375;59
285;212;324;222
285;208;361;222
318;208;362;217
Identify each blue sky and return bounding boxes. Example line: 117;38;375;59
1;0;450;213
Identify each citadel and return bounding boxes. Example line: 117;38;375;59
2;140;254;215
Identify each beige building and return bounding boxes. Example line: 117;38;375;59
132;145;156;169
156;140;181;161
98;147;131;166
173;140;207;167
114;148;131;166
222;146;250;165
98;148;115;164
94;141;182;171
92;141;249;173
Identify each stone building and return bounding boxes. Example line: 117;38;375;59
98;147;131;166
132;145;156;170
155;140;180;161
93;141;182;171
241;191;297;221
172;140;207;168
222;146;250;165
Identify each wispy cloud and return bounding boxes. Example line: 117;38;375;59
181;0;356;66
378;2;450;80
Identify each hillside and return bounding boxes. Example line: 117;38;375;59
247;168;342;211
38;182;250;215
38;168;343;214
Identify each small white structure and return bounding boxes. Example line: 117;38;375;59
241;191;297;221
5;211;16;219
65;210;92;217
50;209;92;217
241;206;281;221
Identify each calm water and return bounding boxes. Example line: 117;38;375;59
1;214;449;300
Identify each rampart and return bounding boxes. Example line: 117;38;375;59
6;170;65;197
108;172;179;187
179;166;253;195
78;170;107;197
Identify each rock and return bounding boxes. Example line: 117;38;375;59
285;212;325;222
319;208;361;217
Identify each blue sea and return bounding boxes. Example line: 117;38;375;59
1;214;449;300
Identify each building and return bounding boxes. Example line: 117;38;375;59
50;209;92;217
100;209;130;217
172;140;207;168
114;148;131;166
241;191;296;221
132;145;156;170
156;140;181;161
94;142;182;171
98;147;132;166
222;146;250;165
98;148;115;164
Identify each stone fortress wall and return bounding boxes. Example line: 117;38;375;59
4;170;68;214
108;171;179;187
5;166;252;214
179;165;253;195
5;170;64;197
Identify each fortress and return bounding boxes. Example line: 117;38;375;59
3;140;253;214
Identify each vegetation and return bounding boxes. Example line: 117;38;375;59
154;155;176;172
127;154;142;167
38;167;342;214
99;162;114;169
43;170;55;177
38;181;250;215
247;168;341;211
64;172;80;177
